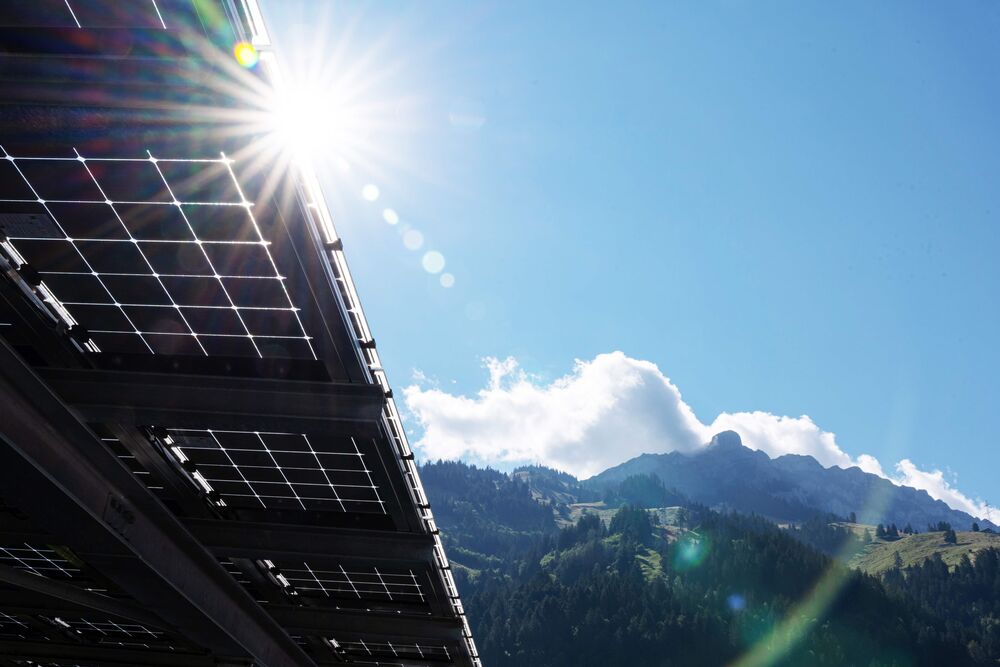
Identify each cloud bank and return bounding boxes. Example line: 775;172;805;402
404;352;990;520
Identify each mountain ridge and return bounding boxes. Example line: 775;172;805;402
584;430;996;531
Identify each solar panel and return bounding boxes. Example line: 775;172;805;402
0;151;316;359
276;560;425;603
166;428;385;513
49;616;168;647
0;544;80;579
336;639;452;662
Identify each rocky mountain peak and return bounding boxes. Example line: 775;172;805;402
708;430;744;450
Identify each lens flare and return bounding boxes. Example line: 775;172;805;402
233;42;259;69
422;251;445;274
403;229;424;251
728;478;898;667
673;533;710;571
440;273;455;288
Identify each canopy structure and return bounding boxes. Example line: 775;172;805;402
0;2;480;666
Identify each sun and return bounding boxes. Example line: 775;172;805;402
267;83;367;162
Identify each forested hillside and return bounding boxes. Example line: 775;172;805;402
422;460;999;666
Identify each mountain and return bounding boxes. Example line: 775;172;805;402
586;431;996;531
420;460;997;666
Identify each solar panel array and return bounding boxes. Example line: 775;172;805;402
0;1;481;666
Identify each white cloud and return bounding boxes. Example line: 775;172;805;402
404;352;704;478
707;411;853;469
855;454;887;477
893;459;991;520
404;352;991;519
410;368;436;387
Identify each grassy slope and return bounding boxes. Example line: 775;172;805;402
567;502;685;527
540;532;668;583
635;547;664;581
565;509;1000;578
849;530;1000;575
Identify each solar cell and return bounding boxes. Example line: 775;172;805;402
0;3;80;29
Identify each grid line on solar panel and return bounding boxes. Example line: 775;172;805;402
336;639;451;662
60;617;162;640
43;616;173;650
16;1;171;30
280;561;425;602
0;543;79;578
219;558;252;585
0;611;33;641
0;148;318;360
0;612;28;630
168;429;386;513
64;0;83;29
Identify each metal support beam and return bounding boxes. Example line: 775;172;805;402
266;604;464;642
186;518;435;562
0;338;317;667
0;263;82;368
105;423;216;518
260;174;370;385
185;520;450;616
312;656;450;667
38;367;385;434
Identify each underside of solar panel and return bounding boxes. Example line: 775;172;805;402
0;2;480;666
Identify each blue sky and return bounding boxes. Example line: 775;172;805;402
263;2;999;514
